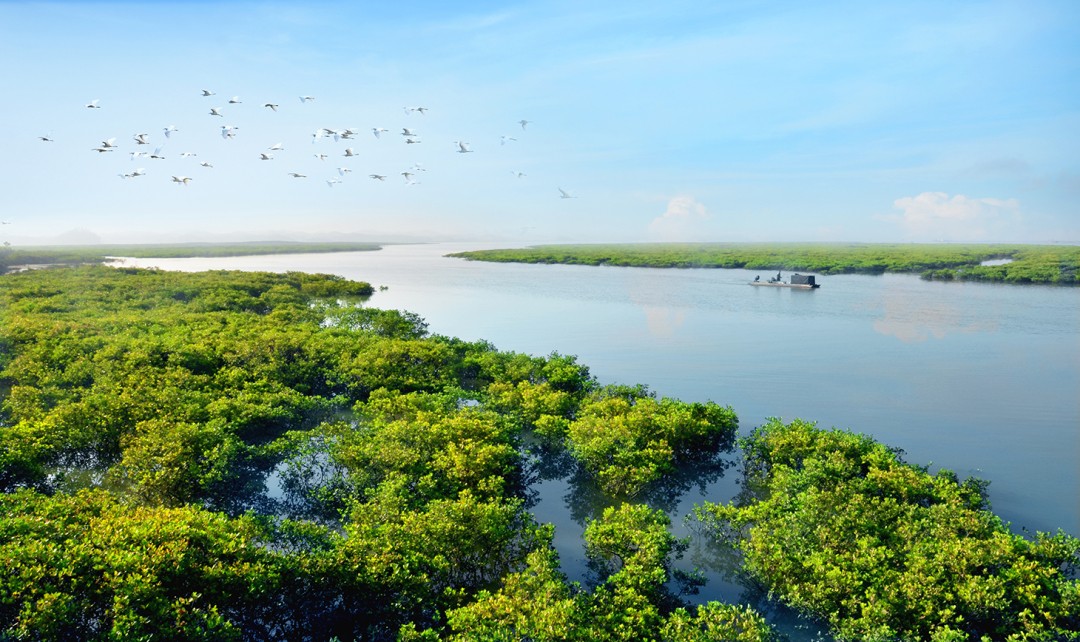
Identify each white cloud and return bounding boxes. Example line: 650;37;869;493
890;192;1020;241
647;196;710;241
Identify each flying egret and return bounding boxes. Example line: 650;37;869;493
199;161;213;168
130;151;148;160
85;99;100;109
209;107;224;117
500;136;517;145
268;143;285;151
401;128;417;137
171;176;192;185
100;138;118;148
402;171;413;181
343;148;356;157
288;172;307;178
405;138;421;144
314;153;327;161
372;127;388;138
259;153;274;160
511;171;526;178
455;141;473;153
221;125;238;139
180;152;197;157
519;120;531;130
38;134;54;142
133;133;150;145
337;167;352;176
91;147;114;153
150;147;166;159
228;96;242;104
163;125;178;138
120;168;146;179
299;95;315;103
369;174;386;181
326;178;341;187
264;103;279;111
201;89;215;97
558;188;576;199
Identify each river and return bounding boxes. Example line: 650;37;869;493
114;242;1080;635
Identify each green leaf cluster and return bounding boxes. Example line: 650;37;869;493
696;418;1080;641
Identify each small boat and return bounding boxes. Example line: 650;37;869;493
750;271;820;289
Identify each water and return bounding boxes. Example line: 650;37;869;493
114;243;1079;632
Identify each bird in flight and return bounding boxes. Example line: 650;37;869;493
133;133;150;145
38;134;54;142
268;143;285;151
100;137;118;148
288;172;307;178
401;128;418;137
259;153;274;160
519;120;530;130
511;170;526;178
299;95;315;103
131;151;148;160
372;127;388;138
343;148;356;157
337;167;352;176
150;147;166;159
180;152;197;157
326;178;341;187
120;168;146;179
314;153;327;161
405;138;421;144
500;136;517;145
221;125;238;139
86;99;101;109
171;175;192;185
228;96;242;104
199;161;213;168
264;103;279;111
201;89;215;97
163;125;178;138
455;141;473;153
558;188;576;199
369;174;386;181
209;107;224;117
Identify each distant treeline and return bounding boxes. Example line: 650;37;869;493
0;241;383;273
448;243;1080;284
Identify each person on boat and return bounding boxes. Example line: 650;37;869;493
754;275;760;282
776;270;782;282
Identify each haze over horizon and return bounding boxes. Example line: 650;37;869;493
3;1;1078;247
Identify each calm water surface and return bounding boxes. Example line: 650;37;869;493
118;243;1079;634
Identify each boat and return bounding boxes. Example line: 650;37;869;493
750;271;820;289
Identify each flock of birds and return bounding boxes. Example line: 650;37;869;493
36;91;578;200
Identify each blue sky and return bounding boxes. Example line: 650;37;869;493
2;0;1077;245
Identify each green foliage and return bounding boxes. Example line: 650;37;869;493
696;418;1080;641
449;242;1080;285
566;389;738;496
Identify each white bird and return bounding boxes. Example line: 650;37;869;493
120;168;146;179
91;146;114;153
163;125;178;138
343;148;356;157
209;107;224;117
409;163;427;172
369;174;386;181
455;141;473;153
171;175;192;185
288;172;306;178
519;120;530;130
326;178;341;187
401;171;414;181
228;96;242;104
180;152;197;157
85;99;100;109
405;138;421;144
500;136;517;145
259;153;274;160
133;133;150;145
511;170;526;178
221;125;238;139
337;167;352;176
268;143;285;151
314;153;327;161
299;95;315;103
200;161;213;168
38;134;54;142
264;103;279;111
372;127;388;138
100;137;118;148
401;128;418;137
558;187;576;199
150;146;166;159
130;151;148;160
201;89;215;97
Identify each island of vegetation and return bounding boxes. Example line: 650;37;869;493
0;265;1076;641
448;243;1080;285
0;241;383;274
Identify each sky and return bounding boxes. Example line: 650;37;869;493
1;0;1078;245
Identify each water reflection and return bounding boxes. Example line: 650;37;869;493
871;278;996;342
